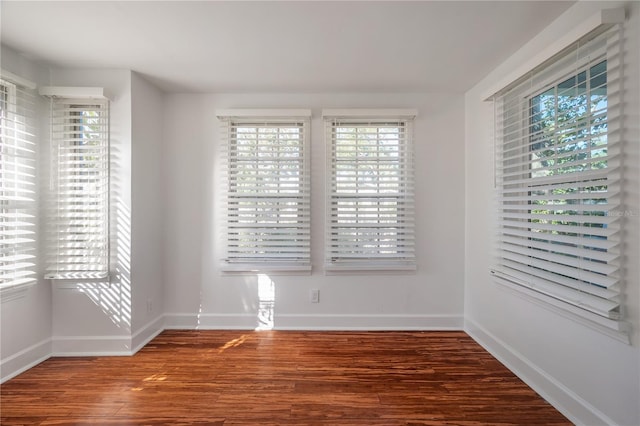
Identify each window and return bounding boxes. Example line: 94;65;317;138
324;110;416;272
0;77;37;289
218;110;311;273
45;97;110;279
491;25;626;334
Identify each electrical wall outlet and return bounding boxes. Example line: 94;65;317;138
147;299;153;313
310;289;320;303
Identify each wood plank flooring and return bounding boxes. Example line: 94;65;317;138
0;330;570;425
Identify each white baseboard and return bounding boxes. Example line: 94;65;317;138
164;312;464;330
2;317;164;381
464;318;616;426
164;313;266;329
1;313;462;383
132;315;165;353
52;335;133;356
274;313;463;330
0;338;52;383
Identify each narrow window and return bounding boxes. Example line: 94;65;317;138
324;111;416;272
218;111;311;273
0;78;37;289
45;98;110;279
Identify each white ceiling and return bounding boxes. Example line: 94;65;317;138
0;1;574;93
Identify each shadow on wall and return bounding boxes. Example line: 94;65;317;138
72;126;132;335
75;197;131;331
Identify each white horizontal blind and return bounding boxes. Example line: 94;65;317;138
492;25;624;325
220;115;311;272
0;79;37;288
45;98;109;279
325;117;415;271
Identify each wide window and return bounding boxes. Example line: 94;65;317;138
218;110;311;273
44;97;110;279
324;110;416;272
0;77;37;289
491;25;626;335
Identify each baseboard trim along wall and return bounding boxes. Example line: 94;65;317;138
274;314;463;330
464;318;616;426
0;338;52;384
2;314;463;383
163;313;260;329
51;335;134;356
132;315;165;353
1;316;166;383
163;313;464;330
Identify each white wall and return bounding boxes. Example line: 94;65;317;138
130;72;165;346
1;63;166;372
464;2;640;425
47;68;134;354
0;45;53;382
162;93;466;329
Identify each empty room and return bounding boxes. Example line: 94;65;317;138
0;1;638;425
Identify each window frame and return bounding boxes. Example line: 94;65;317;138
491;25;628;341
323;109;417;273
0;76;38;295
218;110;312;274
44;96;110;281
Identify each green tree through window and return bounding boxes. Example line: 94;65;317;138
527;61;609;272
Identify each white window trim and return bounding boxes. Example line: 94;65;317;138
323;109;417;273
0;281;34;303
495;274;630;344
0;69;36;90
481;8;625;101
40;87;111;281
322;109;418;120
0;73;38;295
217;109;312;274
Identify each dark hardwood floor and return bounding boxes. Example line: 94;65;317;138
0;330;570;425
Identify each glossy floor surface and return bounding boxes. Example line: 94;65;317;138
0;330;570;425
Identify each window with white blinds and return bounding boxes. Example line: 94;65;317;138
324;110;416;272
45;97;110;280
491;25;626;333
0;78;37;289
218;111;311;273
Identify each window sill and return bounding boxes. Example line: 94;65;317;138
0;281;36;303
493;273;630;344
45;272;109;280
46;273;111;289
324;262;417;275
220;263;312;276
